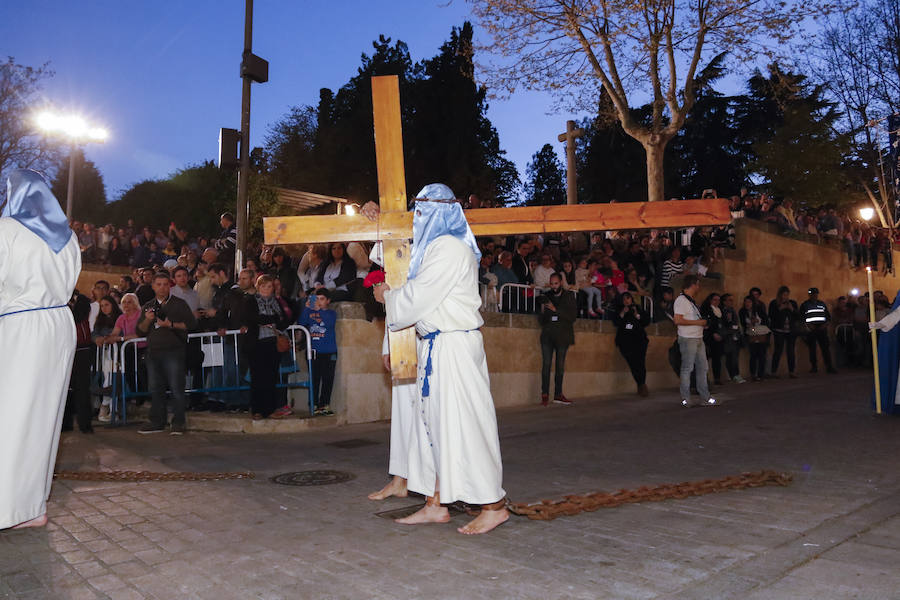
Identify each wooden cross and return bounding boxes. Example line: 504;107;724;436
558;120;584;205
264;75;731;383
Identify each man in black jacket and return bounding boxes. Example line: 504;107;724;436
201;264;254;409
799;287;837;374
136;272;198;434
214;212;237;275
539;273;576;406
63;291;94;433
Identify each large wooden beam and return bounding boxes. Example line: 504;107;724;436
264;198;732;246
371;76;417;382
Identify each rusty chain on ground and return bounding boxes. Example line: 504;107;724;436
53;469;791;521
54;470;255;482
505;470;793;521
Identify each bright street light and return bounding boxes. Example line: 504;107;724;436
859;207;876;221
33;110;109;218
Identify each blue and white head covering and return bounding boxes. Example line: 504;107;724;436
407;183;481;279
3;169;73;253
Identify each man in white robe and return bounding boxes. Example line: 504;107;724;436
367;329;419;499
0;170;80;529
373;184;508;535
364;241;420;500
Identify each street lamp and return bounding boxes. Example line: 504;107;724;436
34;110;109;219
860;207;876;222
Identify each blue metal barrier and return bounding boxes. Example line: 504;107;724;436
106;325;314;425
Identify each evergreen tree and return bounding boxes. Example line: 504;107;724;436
736;64;852;207
262;23;519;206
50;148;106;222
667;54;749;198
106;162;235;236
524;144;565;206
576;91;649;203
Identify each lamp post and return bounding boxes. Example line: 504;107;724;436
34;111;108;219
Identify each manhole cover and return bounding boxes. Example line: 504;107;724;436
271;470;356;486
327;438;380;449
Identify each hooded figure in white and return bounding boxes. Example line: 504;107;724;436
0;169;80;529
374;183;507;535
367;241;419;500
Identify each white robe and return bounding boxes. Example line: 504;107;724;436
0;219;80;528
385;235;504;504
382;331;418;478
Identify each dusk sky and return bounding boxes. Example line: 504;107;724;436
3;1;572;201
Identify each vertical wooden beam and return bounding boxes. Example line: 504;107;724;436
372;75;417;382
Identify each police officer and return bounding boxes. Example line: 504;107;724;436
799;287;837;374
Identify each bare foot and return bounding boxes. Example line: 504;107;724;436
12;514;48;529
395;503;450;525
368;477;408;500
457;507;509;535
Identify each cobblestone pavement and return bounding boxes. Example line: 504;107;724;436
3;372;900;599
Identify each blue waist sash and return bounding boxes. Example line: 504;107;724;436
0;304;68;319
419;328;477;398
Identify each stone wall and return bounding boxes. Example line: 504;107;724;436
706;219;900;302
325;304;681;424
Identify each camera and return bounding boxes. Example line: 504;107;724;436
154;302;168;322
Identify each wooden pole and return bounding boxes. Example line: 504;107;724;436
371;75;416;382
867;266;883;414
557;120;584;206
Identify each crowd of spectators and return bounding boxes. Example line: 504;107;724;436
729;187;896;275
69;188;895;420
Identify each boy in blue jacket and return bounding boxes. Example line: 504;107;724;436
298;289;338;415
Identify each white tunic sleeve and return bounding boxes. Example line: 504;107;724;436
382;329;390;356
876;306;900;332
384;237;458;331
0;221;8;314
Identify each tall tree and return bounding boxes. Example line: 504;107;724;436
810;1;895;206
50;149;107;222
263;24;520;206
576;92;648;203
524;144;565;206
471;0;835;202
107;162;236;236
408;22;520;204
667;53;749;198
736;65;852;207
0;57;60;194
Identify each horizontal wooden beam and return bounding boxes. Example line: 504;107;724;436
264;198;731;246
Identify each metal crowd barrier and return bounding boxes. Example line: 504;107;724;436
499;283;536;313
642;296;654;320
479;283;500;313
104;325;314;425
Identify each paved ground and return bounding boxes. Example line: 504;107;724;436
2;372;900;599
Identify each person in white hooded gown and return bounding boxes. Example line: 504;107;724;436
0;169;80;530
374;184;507;535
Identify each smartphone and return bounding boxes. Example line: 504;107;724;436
308;294;317;307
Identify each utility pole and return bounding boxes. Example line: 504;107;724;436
557;120;584;205
235;0;253;277
234;0;268;277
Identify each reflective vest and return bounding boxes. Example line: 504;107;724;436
803;301;828;324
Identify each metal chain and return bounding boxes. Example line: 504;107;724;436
506;470;793;521
54;470;255;482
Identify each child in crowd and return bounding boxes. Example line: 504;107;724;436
584;259;605;318
298;289;338;416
